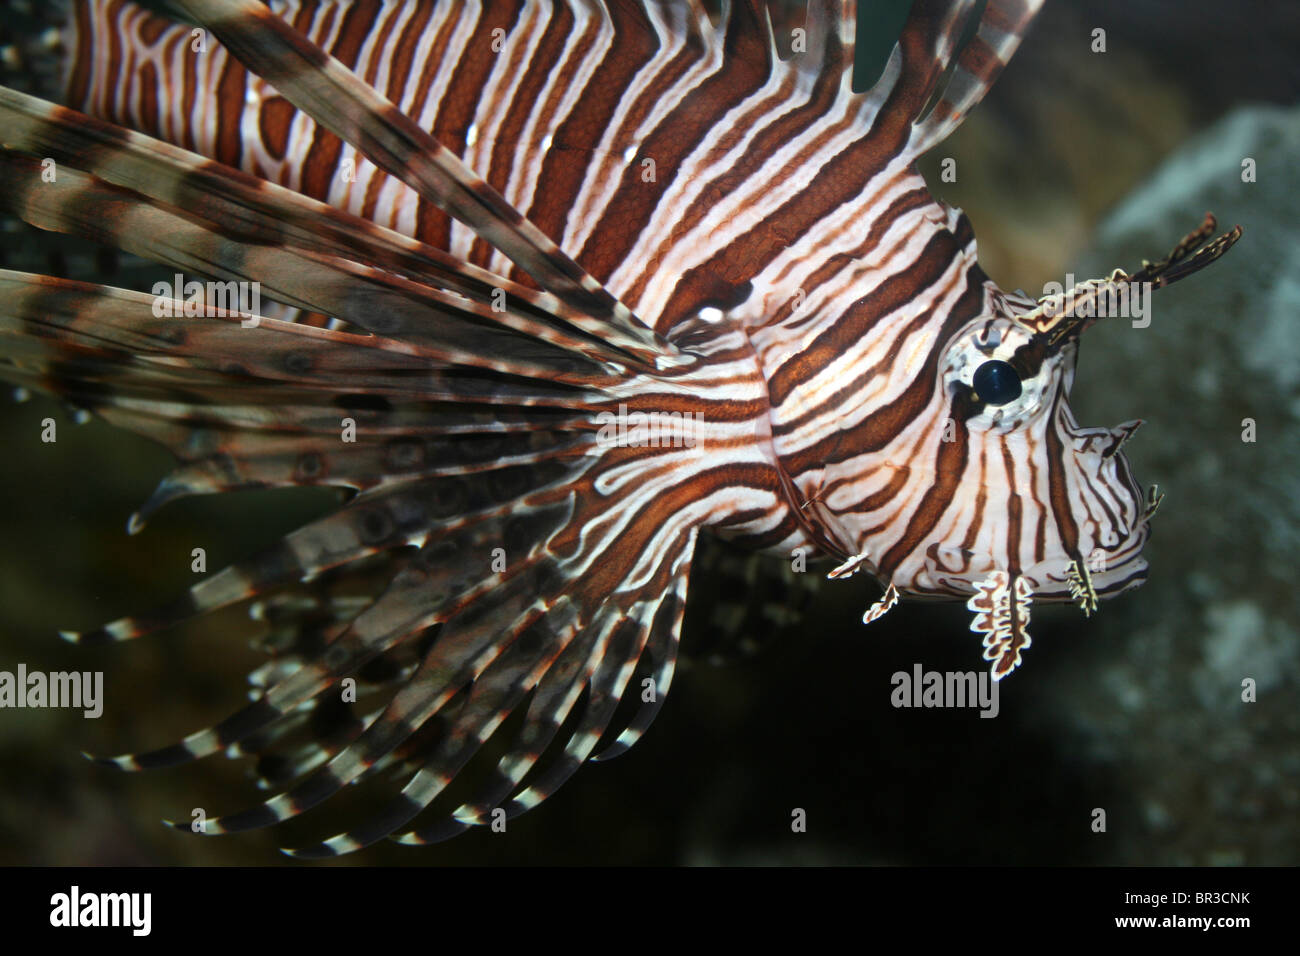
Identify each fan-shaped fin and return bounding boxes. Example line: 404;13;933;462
175;547;581;836
589;575;688;762
68;466;579;645
393;557;691;847
284;598;586;857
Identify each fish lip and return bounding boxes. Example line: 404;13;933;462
904;544;1151;602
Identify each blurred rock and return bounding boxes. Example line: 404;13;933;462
1053;103;1300;864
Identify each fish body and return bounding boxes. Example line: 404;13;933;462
0;0;1239;853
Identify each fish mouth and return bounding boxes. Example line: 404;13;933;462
903;517;1153;604
1023;553;1149;604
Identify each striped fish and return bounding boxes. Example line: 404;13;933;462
0;0;1239;855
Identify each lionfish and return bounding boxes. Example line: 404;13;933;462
0;0;1239;856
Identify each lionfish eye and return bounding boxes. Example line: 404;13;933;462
972;360;1022;406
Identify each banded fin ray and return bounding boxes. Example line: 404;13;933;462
0;84;664;367
283;596;589;857
165;0;659;354
98;489;581;770
70;460;579;646
173;518;682;842
907;0;1046;158
0;149;629;382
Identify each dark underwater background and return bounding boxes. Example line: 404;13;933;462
0;0;1297;865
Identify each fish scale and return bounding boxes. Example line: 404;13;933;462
0;0;1239;854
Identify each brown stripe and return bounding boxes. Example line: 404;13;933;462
522;2;662;254
576;5;771;284
1001;441;1022;574
1043;387;1081;562
416;1;523;250
178;24;197;154
332;1;383;71
1026;440;1046;563
650;4;956;330
137;61;160;135
843;463;912;514
783;264;987;474
764;181;932;331
360;2;401;88
879;394;971;576
105;0;125;121
138;8;168;45
297;0;373;211
963;473;988;556
384;1;433;106
406;7;463;248
561;459;778;595
1087;473;1121;543
259;94;294;162
469;2;575;268
213;54;246;169
435;2;525;153
770;226;964;408
65;0;93;109
619;32;845;312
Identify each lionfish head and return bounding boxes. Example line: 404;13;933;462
930;306;1154;603
808;214;1241;678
